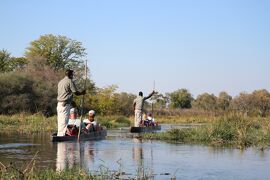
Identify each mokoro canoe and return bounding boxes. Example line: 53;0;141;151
130;125;161;133
51;129;107;142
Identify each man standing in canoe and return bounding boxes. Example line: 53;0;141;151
133;91;155;127
57;69;86;136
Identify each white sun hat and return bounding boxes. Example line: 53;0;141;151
89;110;95;115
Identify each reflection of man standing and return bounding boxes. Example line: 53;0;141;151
132;138;143;163
56;142;80;171
57;69;85;136
133;91;155;127
132;137;144;179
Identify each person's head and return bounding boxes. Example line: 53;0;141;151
147;113;152;117
139;91;143;96
65;69;74;79
88;110;95;121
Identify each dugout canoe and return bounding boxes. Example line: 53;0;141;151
130;125;161;133
51;129;107;142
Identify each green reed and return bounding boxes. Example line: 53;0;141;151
143;114;270;149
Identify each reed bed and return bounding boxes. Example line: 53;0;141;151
143;114;270;149
0;113;57;133
0;114;132;133
0;154;151;180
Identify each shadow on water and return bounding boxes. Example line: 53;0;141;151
0;128;270;179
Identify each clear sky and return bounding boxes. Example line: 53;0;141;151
1;0;270;97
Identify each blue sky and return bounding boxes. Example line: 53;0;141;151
1;0;270;97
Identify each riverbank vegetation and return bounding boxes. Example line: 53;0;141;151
2;34;270;118
0;114;132;133
0;154;150;180
0;166;117;180
143;114;270;149
0;114;56;133
1;34;270;148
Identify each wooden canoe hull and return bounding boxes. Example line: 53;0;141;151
51;129;107;142
130;125;161;133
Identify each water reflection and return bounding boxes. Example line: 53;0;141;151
56;142;79;171
1;132;270;179
81;141;95;171
55;138;156;178
56;142;94;171
132;138;156;179
132;138;143;166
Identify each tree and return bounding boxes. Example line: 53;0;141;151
150;92;169;110
217;91;232;110
25;34;86;70
0;73;36;114
231;92;253;116
92;85;119;115
0;49;11;72
251;89;270;117
168;89;193;109
0;49;27;72
114;92;136;116
193;93;217;110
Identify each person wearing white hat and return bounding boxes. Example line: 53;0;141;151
83;110;97;131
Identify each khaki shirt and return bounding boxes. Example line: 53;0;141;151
57;76;77;104
133;96;148;111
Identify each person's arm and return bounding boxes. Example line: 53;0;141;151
133;101;136;111
75;90;86;96
70;80;86;96
144;90;155;100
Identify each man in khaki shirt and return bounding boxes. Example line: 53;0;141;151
57;69;85;136
133;90;155;127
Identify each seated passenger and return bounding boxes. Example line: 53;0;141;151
83;110;97;132
146;113;156;126
141;112;151;127
142;112;149;126
66;101;79;136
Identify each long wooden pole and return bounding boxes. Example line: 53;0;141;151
151;80;155;115
78;60;87;141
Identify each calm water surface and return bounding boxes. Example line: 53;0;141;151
0;127;269;180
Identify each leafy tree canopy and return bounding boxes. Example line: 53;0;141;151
168;89;193;109
0;49;27;72
25;34;86;70
193;93;217;110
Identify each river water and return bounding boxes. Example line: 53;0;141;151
0;126;269;179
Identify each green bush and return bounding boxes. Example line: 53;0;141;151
115;116;131;126
0;73;36;114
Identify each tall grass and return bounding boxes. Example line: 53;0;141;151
0;165;98;180
143;114;270;148
0;156;150;180
0;114;132;133
97;115;131;129
0;113;57;133
152;109;231;124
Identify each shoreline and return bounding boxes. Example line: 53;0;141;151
0;113;270;149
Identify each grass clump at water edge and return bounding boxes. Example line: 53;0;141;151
0;114;132;134
143;114;270;149
0;113;57;133
0;154;150;180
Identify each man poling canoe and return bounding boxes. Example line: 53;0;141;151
56;69;86;137
133;90;155;127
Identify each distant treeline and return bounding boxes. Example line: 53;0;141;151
1;34;270;117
